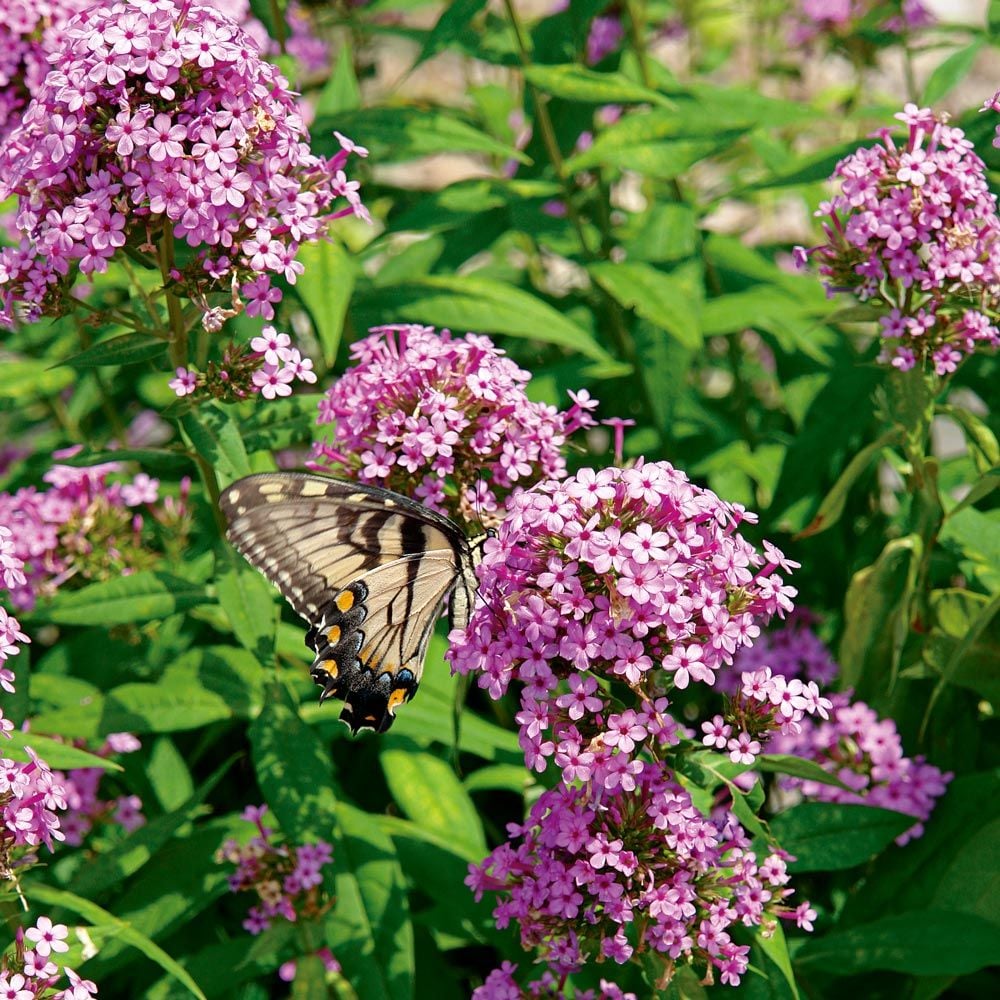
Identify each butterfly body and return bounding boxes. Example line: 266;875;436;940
220;472;475;734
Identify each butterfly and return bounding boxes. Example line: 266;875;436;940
219;472;477;734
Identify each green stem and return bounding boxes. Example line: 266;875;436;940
623;0;653;89
158;230;189;368
502;0;594;259
268;0;288;54
74;317;128;442
120;257;169;336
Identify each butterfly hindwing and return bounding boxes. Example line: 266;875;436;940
220;473;473;733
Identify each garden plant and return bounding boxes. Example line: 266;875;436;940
0;0;997;997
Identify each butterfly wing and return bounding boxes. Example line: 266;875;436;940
220;472;473;733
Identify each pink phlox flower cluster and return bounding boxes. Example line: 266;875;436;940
0;1;83;144
701;665;833;768
218;804;335;935
0;0;366;329
474;960;636;999
586;15;624;65
466;760;810;988
0;920;98;998
792;0;934;45
448;461;797;785
769;693;952;844
168;323;316;401
55;733;144;847
312;325;599;526
1;743;67;853
720;608;839;694
796;104;1000;375
0;453;190;610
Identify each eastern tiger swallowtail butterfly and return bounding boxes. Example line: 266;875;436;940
219;472;477;734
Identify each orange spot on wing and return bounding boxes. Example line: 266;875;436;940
335;590;355;613
321;659;339;678
326;625;342;645
387;688;408;713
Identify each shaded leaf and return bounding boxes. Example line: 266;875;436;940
525;63;672;105
590;261;702;349
795;910;1000;975
770;802;914;871
415;0;488;66
180;402;251;485
2;732;121;772
58;332;168;369
37;571;210;626
215;545;278;664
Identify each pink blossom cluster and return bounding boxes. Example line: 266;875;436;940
447;461;798;784
796;104;1000;375
769;694;951;845
467;759;814;987
168;323;316;401
701;664;832;768
586;14;624;65
718;608;839;695
312;325;599;526
0;1;330;148
218;805;335;936
1;680;67;854
792;0;934;45
0;919;98;999
475;962;634;1000
56;733;145;847
0;452;190;611
0;0;366;330
0;1;82;144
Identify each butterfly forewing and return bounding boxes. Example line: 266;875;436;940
220;472;473;734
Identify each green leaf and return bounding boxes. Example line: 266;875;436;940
57;331;168;369
415;0;487;65
179;402;251;486
24;883;208;1000
355;274;616;365
755;754;852;792
922;39;984;105
294;239;356;366
524;63;672;105
922;588;1000;738
838;535;922;698
464;764;534;794
0;359;74;400
797;428;900;537
755;921;799;1000
240;393;320;453
795;910;1000;976
565;135;736;177
315;43;361;117
770;802;915;871
380;740;487;857
292;954;329;1000
215;545;277;663
162;646;266;719
938;403;1000;474
69;755;235;897
589;262;702;349
101;682;232;733
250;685;339;842
54;446;189;470
329;802;414;1000
1;732;122;772
312;108;530;164
838;771;1000;927
36;570;210;626
947;465;1000;517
